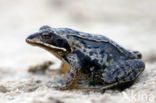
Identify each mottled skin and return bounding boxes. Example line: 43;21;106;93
26;25;145;90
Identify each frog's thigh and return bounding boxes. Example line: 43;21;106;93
102;59;145;89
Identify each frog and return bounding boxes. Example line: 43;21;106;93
26;25;145;90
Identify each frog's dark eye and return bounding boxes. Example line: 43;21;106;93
41;33;52;39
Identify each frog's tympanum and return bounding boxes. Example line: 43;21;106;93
26;26;145;90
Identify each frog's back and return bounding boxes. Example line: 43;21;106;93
56;28;126;50
76;37;128;64
55;28;134;59
53;27;137;62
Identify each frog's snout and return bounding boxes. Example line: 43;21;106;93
26;33;40;44
26;35;34;40
26;35;34;44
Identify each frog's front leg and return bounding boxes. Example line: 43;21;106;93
59;53;82;90
101;59;145;90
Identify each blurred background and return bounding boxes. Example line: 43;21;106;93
0;0;156;69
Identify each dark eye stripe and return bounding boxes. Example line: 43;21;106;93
41;34;51;39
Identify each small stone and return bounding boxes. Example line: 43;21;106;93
0;85;8;93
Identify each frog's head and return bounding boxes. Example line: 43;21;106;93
26;25;71;57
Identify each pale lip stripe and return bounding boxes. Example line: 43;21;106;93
26;39;67;52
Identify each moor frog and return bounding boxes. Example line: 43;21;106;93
26;26;145;90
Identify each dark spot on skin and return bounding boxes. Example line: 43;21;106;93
75;31;81;35
66;35;70;39
83;49;86;52
80;40;86;45
100;60;103;63
87;46;92;49
70;72;74;78
75;44;81;49
93;46;99;49
89;51;94;56
100;50;105;54
73;47;76;50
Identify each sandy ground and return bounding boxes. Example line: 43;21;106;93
0;0;156;103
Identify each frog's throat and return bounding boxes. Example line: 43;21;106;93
26;39;67;54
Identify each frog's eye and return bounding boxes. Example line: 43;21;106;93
41;33;52;39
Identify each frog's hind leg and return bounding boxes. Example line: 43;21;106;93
101;59;145;90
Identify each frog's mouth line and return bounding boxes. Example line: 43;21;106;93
26;39;67;53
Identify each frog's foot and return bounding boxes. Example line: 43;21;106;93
54;71;81;90
101;59;145;90
54;84;102;91
54;80;78;90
